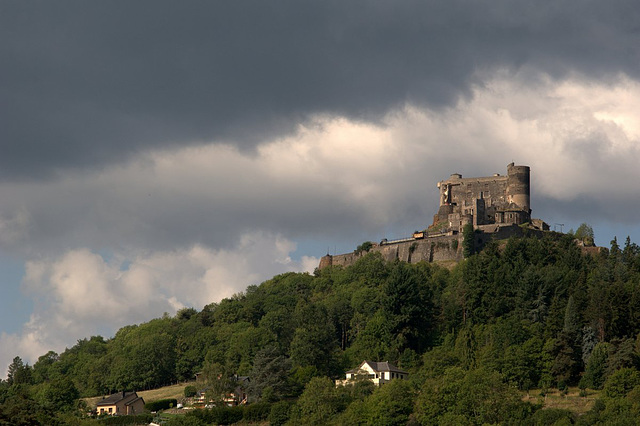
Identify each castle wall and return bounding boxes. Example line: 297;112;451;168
319;234;464;269
317;224;548;270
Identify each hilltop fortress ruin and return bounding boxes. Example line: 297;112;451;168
319;163;549;269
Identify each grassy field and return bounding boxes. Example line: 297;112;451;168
523;387;601;416
84;381;195;409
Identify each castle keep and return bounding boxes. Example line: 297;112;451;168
319;163;548;269
432;163;533;232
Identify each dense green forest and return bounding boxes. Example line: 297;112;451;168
4;231;640;424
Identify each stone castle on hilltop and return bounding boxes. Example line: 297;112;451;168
319;163;549;269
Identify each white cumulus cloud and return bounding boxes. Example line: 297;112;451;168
1;232;317;375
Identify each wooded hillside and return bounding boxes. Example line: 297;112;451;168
4;232;640;424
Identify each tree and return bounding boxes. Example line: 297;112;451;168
360;379;414;425
248;345;291;402
290;304;340;376
462;223;475;257
580;342;610;390
415;367;533;425
549;331;582;386
184;385;197;398
32;351;58;384
289;377;342;425
6;357;32;386
37;376;79;412
574;223;595;246
355;241;374;254
383;262;432;353
201;362;235;404
0;385;54;426
603;368;640;399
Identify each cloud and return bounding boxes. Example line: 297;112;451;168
0;232;316;373
3;0;640;382
1;1;639;179
2;69;640;375
1;71;640;258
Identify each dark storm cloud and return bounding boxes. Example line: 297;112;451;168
2;0;639;180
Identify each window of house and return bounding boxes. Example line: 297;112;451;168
108;408;112;413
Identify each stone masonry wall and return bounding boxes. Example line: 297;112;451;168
319;234;464;269
317;224;546;270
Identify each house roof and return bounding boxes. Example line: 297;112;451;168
346;360;408;375
125;397;144;406
96;391;139;406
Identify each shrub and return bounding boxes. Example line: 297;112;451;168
184;385;197;398
211;407;244;425
603;368;640;399
145;398;178;412
355;241;373;254
183;406;243;425
269;400;293;426
100;413;154;425
525;408;575;425
243;402;271;421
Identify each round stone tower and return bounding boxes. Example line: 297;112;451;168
506;163;530;213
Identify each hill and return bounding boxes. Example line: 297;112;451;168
4;232;640;424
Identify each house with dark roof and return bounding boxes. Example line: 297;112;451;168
336;360;408;386
96;391;144;416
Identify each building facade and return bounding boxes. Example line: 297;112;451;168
96;391;145;416
336;360;408;386
431;163;531;232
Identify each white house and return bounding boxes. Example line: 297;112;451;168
336;360;408;386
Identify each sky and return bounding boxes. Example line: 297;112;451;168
1;0;640;375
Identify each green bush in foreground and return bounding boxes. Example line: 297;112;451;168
184;385;197;398
144;398;178;411
100;413;154;425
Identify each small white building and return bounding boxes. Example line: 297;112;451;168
336;360;408;386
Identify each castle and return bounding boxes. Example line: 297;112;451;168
319;163;549;269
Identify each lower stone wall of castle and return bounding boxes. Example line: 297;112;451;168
327;252;362;268
321;234;463;269
318;225;550;270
